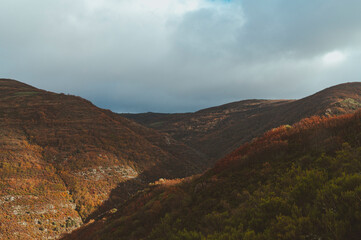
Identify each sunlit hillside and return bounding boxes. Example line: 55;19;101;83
0;79;207;239
65;111;361;240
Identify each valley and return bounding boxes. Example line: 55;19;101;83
1;79;361;239
124;83;361;161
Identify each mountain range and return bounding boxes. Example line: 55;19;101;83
123;82;361;161
1;79;361;239
64;98;361;240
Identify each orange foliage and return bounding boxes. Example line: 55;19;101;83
215;111;361;172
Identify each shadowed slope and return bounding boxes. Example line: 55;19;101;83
64;110;361;240
124;82;361;161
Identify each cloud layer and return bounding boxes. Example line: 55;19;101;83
1;0;361;112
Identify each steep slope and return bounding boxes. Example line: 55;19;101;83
123;82;361;161
0;128;82;239
64;111;361;240
0;79;207;239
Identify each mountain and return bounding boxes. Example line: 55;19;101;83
0;79;207;239
63;110;361;240
2;79;361;239
123;82;361;162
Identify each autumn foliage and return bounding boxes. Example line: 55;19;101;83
0;79;206;239
65;110;361;240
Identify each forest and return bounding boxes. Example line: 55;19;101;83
65;112;361;240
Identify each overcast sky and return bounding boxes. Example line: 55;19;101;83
1;0;361;113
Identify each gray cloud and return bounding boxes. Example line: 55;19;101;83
1;0;361;113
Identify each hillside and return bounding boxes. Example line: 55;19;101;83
0;79;207;239
123;82;361;161
64;110;361;240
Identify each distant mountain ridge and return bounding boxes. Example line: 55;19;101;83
123;82;361;161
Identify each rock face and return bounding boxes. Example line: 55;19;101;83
123;82;361;162
0;79;207;239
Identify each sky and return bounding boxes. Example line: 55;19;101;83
1;0;361;113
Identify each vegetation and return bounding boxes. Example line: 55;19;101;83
0;129;82;239
0;79;206;239
65;112;361;240
2;79;361;239
124;82;361;162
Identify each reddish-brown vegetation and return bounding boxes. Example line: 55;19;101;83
2;79;361;239
0;79;207;239
124;82;361;162
63;110;361;240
